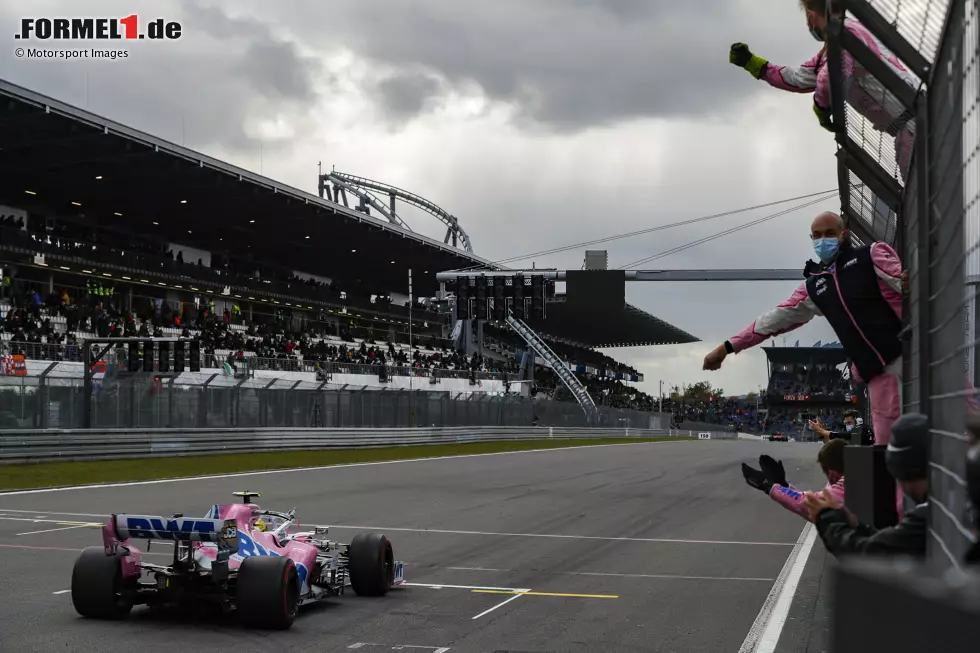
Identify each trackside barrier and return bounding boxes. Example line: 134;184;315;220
0;427;736;463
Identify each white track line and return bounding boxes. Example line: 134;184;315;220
17;524;98;536
0;516;100;526
448;566;775;582
0;440;677;496
0;509;107;518
0;512;792;546
402;582;530;592
471;593;524;620
738;522;817;653
52;590;71;595
319;524;795;546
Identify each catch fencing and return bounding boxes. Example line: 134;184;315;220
0;426;727;464
0;371;669;431
827;0;977;571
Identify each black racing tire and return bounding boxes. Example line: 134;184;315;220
348;533;394;597
236;556;300;630
71;546;134;620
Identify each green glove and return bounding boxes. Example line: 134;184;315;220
813;101;835;131
730;43;768;80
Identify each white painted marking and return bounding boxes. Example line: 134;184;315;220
52;590;71;595
738;522;817;653
449;566;775;582
4;512;793;545
471;592;524;620
403;582;530;593
348;645;449;652
320;524;795;547
0;440;676;496
0;516;99;526
34;515;46;518
17;524;97;536
447;566;510;572
0;509;106;518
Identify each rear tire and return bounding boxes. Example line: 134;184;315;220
71;546;134;620
348;533;394;597
236;556;300;630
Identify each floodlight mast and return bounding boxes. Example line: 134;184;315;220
434;269;804;282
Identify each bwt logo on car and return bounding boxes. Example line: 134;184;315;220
15;16;182;41
124;517;218;541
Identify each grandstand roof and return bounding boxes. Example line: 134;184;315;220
762;346;849;365
0;78;494;297
526;294;699;348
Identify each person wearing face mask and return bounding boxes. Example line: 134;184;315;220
703;211;907;450
728;0;919;181
809;409;874;445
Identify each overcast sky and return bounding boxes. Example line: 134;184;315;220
0;0;846;396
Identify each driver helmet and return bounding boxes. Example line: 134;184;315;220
254;518;267;532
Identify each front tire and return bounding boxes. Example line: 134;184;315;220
348;533;394;597
236;556;300;630
71;546;134;619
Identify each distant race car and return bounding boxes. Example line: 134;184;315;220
71;491;405;630
768;433;790;442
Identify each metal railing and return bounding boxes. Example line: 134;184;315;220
828;0;977;573
0;372;671;431
0;425;724;463
0;341;507;380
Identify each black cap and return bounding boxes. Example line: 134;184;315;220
886;413;930;481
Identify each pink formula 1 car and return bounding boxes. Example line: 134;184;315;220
70;491;405;630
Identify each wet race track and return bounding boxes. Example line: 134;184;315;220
0;440;830;653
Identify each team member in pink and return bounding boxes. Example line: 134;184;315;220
703;211;905;447
729;0;918;181
742;440;847;522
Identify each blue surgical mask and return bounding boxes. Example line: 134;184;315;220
813;237;839;262
809;26;824;42
845;423;854;432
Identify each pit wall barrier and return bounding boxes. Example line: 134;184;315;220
0;426;735;463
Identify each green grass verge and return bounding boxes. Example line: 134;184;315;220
0;437;685;491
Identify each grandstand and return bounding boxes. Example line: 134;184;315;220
0;77;693;418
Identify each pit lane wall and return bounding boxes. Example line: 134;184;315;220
0;426;735;463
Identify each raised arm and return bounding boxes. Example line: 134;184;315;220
730;43;824;93
704;283;820;370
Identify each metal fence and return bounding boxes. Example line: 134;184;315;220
0;372;669;431
0;340;504;381
828;0;978;570
0;426;718;464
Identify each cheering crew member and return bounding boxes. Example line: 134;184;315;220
703;212;906;450
809;409;874;445
804;413;930;558
742;439;846;522
728;0;918;181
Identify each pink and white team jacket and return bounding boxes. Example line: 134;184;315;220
770;476;846;522
728;241;903;384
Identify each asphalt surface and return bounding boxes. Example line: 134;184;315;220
0;439;831;653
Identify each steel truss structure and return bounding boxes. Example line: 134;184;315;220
319;170;474;253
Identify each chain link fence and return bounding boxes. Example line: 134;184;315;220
0;371;668;431
829;0;978;570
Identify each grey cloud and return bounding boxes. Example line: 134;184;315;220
373;72;443;123
258;0;813;130
184;2;321;102
0;1;323;155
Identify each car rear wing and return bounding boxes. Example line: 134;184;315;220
112;514;239;545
